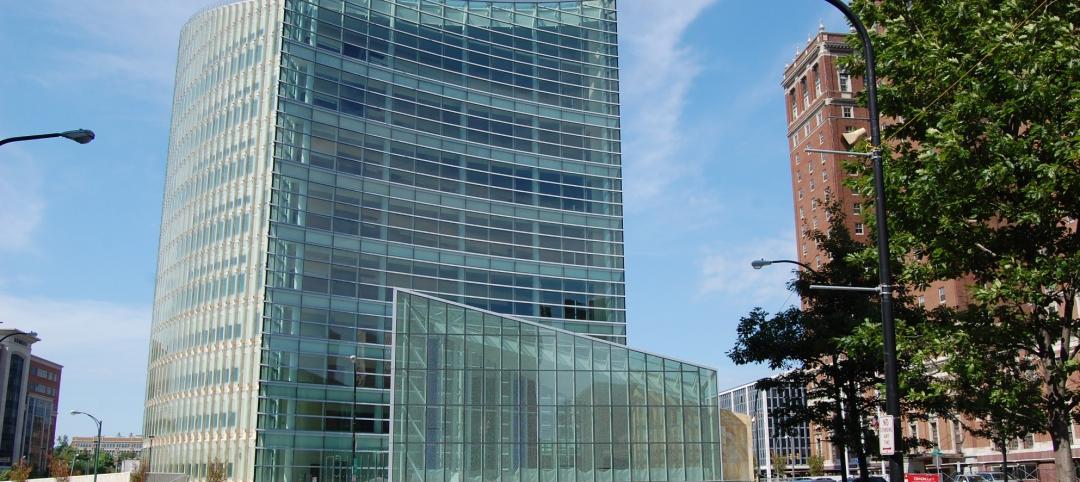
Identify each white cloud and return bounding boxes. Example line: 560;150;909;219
698;231;798;305
18;0;214;90
0;292;150;436
0;157;45;252
619;0;718;205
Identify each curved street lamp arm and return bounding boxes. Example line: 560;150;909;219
0;129;95;147
0;133;62;146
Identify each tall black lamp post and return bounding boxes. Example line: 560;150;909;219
71;410;103;482
349;355;360;482
147;435;155;474
811;2;901;482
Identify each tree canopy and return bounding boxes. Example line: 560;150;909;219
847;1;1080;479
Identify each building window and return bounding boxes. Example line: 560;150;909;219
931;419;940;447
842;106;854;118
811;198;819;210
839;71;851;92
799;208;805;219
798;190;804;200
804;123;811;136
802;244;808;255
797;172;803;182
818;133;825;145
854;223;865;235
815;256;823;269
938;287;947;303
802;77;810;108
953;421;964;451
853;203;862;215
813;64;822;95
816;111;823;126
808;163;814;174
812;218;818;230
791;89;798;117
918;295;926;307
795;154;800;165
810;179;816;190
793;132;800;145
822;170;829;181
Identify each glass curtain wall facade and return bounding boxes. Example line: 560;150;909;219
143;1;282;479
393;290;722;482
260;0;621;480
148;1;669;481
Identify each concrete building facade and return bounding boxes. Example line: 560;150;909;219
0;330;40;468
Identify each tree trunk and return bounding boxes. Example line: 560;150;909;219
1001;441;1008;482
1049;406;1074;482
835;372;849;482
845;381;870;482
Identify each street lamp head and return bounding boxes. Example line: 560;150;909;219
60;129;95;145
751;259;772;270
70;410;81;415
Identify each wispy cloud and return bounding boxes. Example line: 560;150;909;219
619;0;718;205
0;292;150;435
0;156;45;252
15;0;212;91
698;231;798;306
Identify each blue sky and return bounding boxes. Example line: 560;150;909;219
0;0;847;439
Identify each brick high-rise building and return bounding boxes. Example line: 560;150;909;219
781;27;972;310
23;356;61;474
779;27;1068;482
782;27;868;271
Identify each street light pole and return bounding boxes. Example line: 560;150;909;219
819;3;901;482
71;410;102;482
349;355;360;482
147;435;154;474
0;129;95;147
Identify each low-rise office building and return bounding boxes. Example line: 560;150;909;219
71;436;144;459
719;379;811;480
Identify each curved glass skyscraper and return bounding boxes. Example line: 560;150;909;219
147;1;725;481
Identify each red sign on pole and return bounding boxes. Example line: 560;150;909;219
906;474;940;482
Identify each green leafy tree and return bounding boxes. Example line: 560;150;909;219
207;459;226;482
808;454;826;476
129;459;148;482
771;450;789;479
918;308;1044;482
7;460;31;482
729;208;936;482
49;455;72;482
845;1;1080;480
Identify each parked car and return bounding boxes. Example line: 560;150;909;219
955;476;985;482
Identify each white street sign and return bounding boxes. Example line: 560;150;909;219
879;415;895;456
